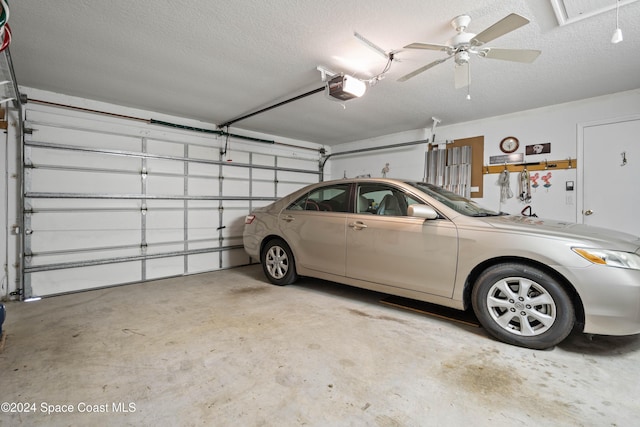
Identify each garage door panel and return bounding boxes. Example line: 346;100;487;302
22;105;320;298
278;157;317;170
189;162;219;176
188;177;220;196
222;213;246;238
278;170;319;184
30;126;142;151
30;199;141;210
146;229;185;245
30;147;142;171
278;181;309;196
189;145;218;161
31;210;140;231
29;262;142;296
146;209;184;230
187;226;218;241
221;165;250;179
145;243;186;256
146;175;184;195
30;232;140;255
30;229;140;254
188;253;221;274
223;181;249;197
221;248;251;268
147;139;186;157
188;209;216;228
30;169;141;194
145;256;184;280
146;157;185;175
252;154;275;166
188;240;220;250
252;180;276;197
187;200;218;209
225;150;250;163
29;246;142;267
252;169;275;181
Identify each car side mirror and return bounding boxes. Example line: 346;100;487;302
407;204;438;220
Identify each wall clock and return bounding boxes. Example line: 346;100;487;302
500;136;519;153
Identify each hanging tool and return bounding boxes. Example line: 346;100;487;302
518;167;531;203
497;165;513;203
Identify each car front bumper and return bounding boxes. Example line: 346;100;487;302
566;264;640;336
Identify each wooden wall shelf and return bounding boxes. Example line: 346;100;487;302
484;158;576;174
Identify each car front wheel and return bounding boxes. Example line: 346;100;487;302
261;238;298;286
471;263;575;350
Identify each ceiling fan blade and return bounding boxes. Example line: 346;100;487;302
454;62;469;89
482;48;541;63
404;42;451;51
471;13;530;45
398;56;453;82
354;31;389;59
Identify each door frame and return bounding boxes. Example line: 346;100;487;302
576;114;640;224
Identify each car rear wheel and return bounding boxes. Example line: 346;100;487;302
471;263;575;350
261;238;298;286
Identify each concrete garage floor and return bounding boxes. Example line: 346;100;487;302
1;265;639;426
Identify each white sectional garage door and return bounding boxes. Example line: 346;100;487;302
21;104;320;298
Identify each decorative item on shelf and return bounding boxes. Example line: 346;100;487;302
499;136;519;153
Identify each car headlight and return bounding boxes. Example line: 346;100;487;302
573;248;640;270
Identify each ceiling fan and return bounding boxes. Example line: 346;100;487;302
398;13;541;89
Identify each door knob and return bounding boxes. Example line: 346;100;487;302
584;209;594;216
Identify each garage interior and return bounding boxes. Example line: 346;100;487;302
1;1;639;425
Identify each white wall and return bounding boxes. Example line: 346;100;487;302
329;88;640;221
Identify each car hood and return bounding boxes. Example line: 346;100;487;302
482;215;640;253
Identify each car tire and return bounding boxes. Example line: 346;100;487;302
261;238;298;286
471;263;575;350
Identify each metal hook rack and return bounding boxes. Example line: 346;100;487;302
484;158;576;174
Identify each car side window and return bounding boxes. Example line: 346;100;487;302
357;184;423;216
287;184;350;212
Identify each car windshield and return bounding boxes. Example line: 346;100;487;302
405;181;503;217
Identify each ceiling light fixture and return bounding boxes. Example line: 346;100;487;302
611;0;623;43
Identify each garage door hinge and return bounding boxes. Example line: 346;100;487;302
9;289;23;297
23;127;34;135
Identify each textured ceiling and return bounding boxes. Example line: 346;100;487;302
8;0;640;146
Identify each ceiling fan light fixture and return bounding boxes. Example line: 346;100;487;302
327;74;367;101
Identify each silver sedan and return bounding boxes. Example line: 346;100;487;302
243;178;640;349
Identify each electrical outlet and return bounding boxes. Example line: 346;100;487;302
566;194;574;205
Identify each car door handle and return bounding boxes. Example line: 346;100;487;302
348;221;367;230
281;215;295;222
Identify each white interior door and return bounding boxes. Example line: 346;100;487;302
581;116;640;236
